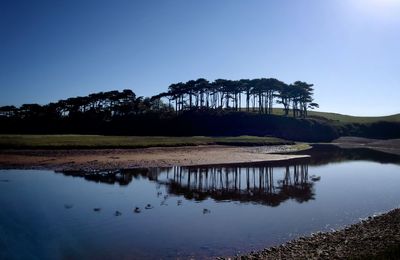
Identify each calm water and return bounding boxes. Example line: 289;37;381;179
1;145;400;259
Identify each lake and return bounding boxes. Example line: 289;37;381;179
1;145;400;259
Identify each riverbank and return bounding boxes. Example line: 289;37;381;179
331;136;400;156
228;208;400;259
0;144;309;171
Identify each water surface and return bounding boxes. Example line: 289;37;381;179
1;145;400;259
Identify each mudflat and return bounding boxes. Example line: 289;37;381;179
0;145;308;171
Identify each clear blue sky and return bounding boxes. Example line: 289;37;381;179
1;0;399;116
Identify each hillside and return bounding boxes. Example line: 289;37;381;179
269;108;400;124
307;111;400;124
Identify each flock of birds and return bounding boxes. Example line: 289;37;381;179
64;190;211;216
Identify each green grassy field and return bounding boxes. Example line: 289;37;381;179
237;108;400;123
307;111;400;124
0;135;293;149
269;108;400;124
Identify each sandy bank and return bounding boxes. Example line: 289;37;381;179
0;145;308;171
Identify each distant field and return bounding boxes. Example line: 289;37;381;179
0;135;293;149
267;108;400;124
307;111;400;124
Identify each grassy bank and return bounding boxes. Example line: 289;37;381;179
308;111;400;124
269;108;400;124
0;135;293;149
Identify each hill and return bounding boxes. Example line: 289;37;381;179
269;108;400;124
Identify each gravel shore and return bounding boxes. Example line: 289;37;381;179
228;208;400;259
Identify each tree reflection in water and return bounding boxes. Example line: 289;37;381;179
58;146;400;207
157;164;314;206
59;162;316;207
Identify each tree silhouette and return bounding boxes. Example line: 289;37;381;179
1;77;319;122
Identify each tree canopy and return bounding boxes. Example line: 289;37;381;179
0;77;318;120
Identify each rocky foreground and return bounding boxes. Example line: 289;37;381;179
228;208;400;259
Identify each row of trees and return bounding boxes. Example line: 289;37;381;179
0;89;169;119
0;78;318;120
152;78;318;118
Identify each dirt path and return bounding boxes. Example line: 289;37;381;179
0;145;308;171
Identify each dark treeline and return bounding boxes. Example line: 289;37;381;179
0;77;317;119
1;78;399;141
0;109;339;142
154;78;318;118
0;89;170;120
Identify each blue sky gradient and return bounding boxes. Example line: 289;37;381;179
1;0;399;115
